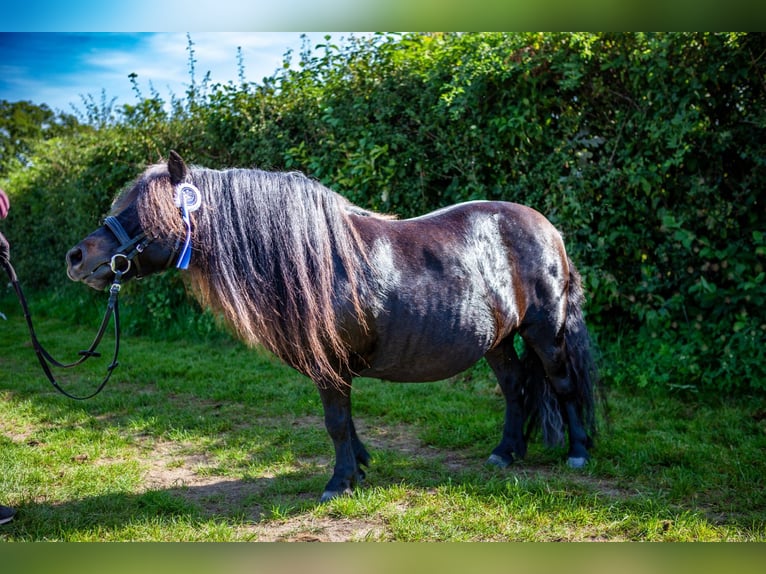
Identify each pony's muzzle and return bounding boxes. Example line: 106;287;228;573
66;243;106;283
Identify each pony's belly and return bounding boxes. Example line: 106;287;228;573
358;355;483;382
357;332;491;382
354;289;500;382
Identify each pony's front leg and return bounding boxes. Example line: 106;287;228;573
316;380;368;502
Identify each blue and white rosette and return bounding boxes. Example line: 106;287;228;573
174;183;202;269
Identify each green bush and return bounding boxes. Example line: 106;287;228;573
2;32;764;392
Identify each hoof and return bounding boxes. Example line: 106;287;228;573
567;456;588;469
486;453;512;469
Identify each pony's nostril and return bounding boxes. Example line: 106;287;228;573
66;246;83;269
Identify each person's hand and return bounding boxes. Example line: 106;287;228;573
0;189;8;219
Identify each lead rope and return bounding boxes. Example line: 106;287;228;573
1;253;127;400
1;181;200;400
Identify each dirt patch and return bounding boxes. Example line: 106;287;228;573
133;436;261;518
121;419;419;540
2;424;36;445
141;439;219;490
242;515;388;542
129;416;630;541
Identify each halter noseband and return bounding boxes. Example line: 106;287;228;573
103;215;153;278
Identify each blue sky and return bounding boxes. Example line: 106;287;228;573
0;32;336;114
3;1;382;32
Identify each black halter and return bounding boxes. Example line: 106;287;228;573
101;215;181;277
102;215;153;278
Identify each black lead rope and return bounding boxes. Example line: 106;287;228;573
1;254;126;400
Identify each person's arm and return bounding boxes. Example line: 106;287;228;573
0;189;9;264
0;189;8;319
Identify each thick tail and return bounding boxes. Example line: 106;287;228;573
522;261;599;448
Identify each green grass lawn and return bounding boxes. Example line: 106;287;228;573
1;294;764;541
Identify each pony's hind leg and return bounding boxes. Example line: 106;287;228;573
485;336;527;468
523;326;591;468
316;379;370;502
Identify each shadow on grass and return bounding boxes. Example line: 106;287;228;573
2;471;327;541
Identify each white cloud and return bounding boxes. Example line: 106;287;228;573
77;32;324;107
1;32;360;113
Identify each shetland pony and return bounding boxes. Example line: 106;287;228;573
67;152;598;501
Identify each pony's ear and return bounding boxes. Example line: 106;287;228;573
168;150;188;185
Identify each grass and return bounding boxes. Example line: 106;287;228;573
0;292;765;541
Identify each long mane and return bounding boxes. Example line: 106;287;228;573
131;164;380;386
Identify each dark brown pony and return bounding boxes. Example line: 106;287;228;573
67;152;598;501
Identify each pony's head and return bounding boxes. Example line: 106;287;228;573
66;151;191;290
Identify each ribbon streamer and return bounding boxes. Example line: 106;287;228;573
174;183;202;269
